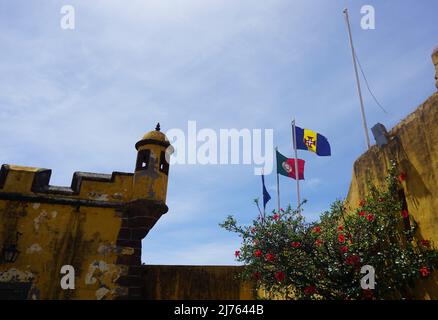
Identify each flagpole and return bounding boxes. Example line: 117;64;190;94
275;146;280;212
343;8;371;149
261;168;266;219
291;119;301;209
255;199;263;223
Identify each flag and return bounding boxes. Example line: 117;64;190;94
261;174;271;210
295;126;331;156
276;150;305;180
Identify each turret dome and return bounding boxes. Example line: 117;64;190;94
135;123;170;150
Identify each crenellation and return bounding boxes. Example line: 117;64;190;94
0;165;134;203
0;126;172;299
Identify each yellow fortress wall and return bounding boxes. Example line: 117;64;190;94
0;125;171;299
346;48;438;299
142;265;256;300
0;123;256;300
346;92;438;244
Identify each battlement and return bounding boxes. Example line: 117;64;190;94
0;126;172;299
0;164;134;207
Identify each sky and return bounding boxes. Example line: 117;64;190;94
0;0;437;265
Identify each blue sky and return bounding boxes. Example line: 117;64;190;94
0;0;437;265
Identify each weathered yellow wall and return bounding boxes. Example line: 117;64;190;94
141;265;256;300
0;128;171;300
0;126;257;300
346;92;438;299
0;166;132;299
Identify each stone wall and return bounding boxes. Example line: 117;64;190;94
141;265;256;300
0;127;170;300
346;92;438;299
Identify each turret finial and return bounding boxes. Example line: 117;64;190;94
155;123;161;131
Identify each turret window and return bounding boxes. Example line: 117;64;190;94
159;151;169;175
136;149;151;171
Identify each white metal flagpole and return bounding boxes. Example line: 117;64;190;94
291;119;301;209
343;7;371;150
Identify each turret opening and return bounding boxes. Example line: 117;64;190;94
136;149;151;171
159;151;169;175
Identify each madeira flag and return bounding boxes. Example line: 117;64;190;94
295;126;331;156
276;150;305;180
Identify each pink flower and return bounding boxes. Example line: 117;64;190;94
419;266;430;277
337;225;344;232
421;240;430;248
275;271;285;282
359;211;366;217
280;208;284;212
398;172;407;182
341;246;349;253
401;210;409;219
273;214;280;221
234;250;240;257
345;255;360;266
338;234;346;243
359;199;367;207
291;242;301;248
366;214;375;222
315;239;323;247
254;250;262;258
265;253;275;262
313;226;321;233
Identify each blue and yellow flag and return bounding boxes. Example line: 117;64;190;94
295;126;331;156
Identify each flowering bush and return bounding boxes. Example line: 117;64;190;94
220;165;438;300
